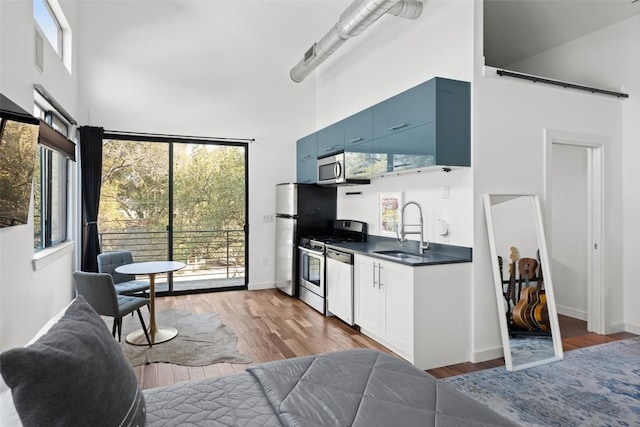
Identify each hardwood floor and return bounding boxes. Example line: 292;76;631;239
134;289;393;389
134;289;637;389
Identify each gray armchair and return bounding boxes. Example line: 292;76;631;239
97;251;149;296
73;271;152;346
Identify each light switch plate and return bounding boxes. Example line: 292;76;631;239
442;185;450;199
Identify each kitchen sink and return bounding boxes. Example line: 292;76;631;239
373;250;431;262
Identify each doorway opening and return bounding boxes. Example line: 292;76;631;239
545;130;604;334
98;133;249;295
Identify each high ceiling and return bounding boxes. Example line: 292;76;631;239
484;0;640;68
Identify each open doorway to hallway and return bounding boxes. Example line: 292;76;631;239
546;130;604;335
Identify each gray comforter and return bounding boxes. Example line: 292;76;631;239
144;349;517;426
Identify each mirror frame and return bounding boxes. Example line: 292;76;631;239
483;193;564;371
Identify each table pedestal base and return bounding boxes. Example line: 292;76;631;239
126;326;178;346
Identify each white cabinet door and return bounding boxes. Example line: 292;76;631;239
354;254;380;335
355;254;471;370
380;260;413;359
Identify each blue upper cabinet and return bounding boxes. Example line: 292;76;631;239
296;133;317;183
317;121;345;157
372;77;470;171
295;77;470;181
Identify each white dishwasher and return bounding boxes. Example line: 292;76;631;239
326;247;355;326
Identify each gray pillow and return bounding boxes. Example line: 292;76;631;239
0;296;146;427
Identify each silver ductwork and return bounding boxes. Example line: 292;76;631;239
290;0;423;83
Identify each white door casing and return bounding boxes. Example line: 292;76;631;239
544;129;605;334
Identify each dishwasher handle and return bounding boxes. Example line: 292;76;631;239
326;248;354;264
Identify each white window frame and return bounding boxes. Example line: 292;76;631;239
33;0;72;71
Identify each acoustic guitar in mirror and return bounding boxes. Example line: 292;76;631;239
484;194;563;371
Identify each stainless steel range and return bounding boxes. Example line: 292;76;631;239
298;220;367;316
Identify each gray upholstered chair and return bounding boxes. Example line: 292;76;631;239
73;271;152;346
97;251;149;297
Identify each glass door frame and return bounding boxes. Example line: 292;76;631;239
102;132;249;295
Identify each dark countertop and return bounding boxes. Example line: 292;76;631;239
325;236;472;267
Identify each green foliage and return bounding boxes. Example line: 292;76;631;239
99;140;246;266
0;120;39;227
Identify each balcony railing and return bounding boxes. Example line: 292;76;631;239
98;229;245;280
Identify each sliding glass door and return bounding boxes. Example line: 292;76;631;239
171;143;246;292
98;136;247;294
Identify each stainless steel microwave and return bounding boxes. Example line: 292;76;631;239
317;152;370;186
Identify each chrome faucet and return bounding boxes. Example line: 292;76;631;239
396;201;430;253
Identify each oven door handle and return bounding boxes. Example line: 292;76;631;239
298;246;324;257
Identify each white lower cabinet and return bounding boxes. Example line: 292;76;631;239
354;253;470;370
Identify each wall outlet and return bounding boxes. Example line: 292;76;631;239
262;214;274;223
262;258;268;267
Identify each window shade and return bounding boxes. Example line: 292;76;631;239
39;120;75;161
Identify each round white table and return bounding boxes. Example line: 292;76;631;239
115;261;186;345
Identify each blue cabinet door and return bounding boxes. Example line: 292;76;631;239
343;109;374;178
433;79;471;167
372;123;436;172
344;108;373;148
297;133;317;162
297;158;316;184
372;79;435;139
296;133;318;183
317;121;344;157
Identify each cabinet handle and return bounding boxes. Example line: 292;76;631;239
389;123;408;131
301;154;311;159
303;179;312;183
378;264;384;287
348;137;363;144
372;263;377;288
324;146;334;152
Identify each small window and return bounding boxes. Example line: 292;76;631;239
33;0;62;54
33;101;70;250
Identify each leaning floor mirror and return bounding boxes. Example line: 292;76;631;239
484;194;563;371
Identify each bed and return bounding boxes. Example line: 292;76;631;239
0;297;517;427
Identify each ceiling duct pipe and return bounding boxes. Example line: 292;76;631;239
290;0;423;83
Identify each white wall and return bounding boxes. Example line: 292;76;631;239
0;0;78;350
313;0;475;247
508;15;640;335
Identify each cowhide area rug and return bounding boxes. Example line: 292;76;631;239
113;309;252;367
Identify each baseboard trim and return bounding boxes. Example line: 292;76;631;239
471;345;504;363
248;282;276;291
624;322;640;335
556;304;587;321
604;322;626;334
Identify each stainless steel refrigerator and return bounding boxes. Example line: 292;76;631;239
274;183;336;296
